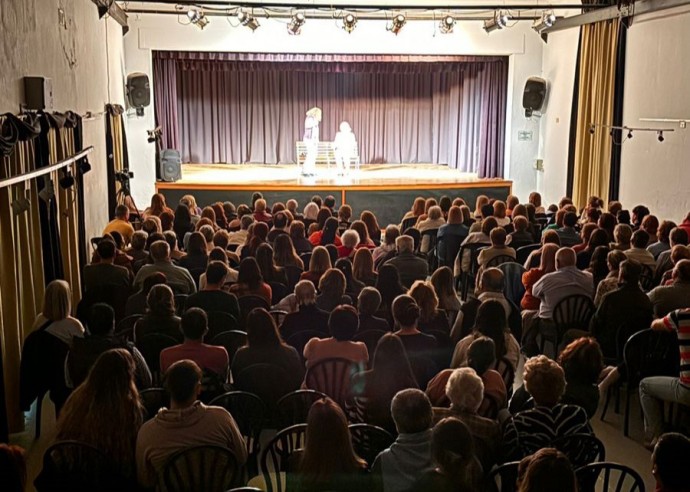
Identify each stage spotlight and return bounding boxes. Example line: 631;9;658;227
342;13;358;33
79;158;92;175
39;178;55;202
483;11;509;33
627;130;634;139
532;10;556;33
237;10;260;31
658;131;665;142
59;168;75;189
439;15;456;34
287;12;306;35
187;9;210;30
389;14;406;35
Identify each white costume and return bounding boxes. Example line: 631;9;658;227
333;121;357;175
303;107;321;176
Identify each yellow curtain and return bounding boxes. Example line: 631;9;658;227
109;112;125;196
0;141;46;432
572;19;620;209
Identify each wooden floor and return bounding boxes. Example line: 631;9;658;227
157;163;512;191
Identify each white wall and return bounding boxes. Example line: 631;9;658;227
0;0;125;240
123;14;547;204
620;7;690;222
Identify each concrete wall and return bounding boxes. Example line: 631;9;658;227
0;0;125;240
122;14;547;205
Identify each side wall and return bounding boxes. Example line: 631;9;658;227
0;0;125;240
122;15;546;205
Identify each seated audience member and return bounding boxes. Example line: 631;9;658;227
352;334;419;433
324;195;337;213
573;223;597;253
508;216;536;249
300;245;331;285
648;259;690;317
517;448;578;492
337;229;360;259
451;300;520;370
432;368;500;471
256;243;288;286
198;247;238;288
273;234;305;269
126;231;149;268
92;231;135;272
252;198;272;224
528;192;545;215
401;197;426;224
133;284;182;343
649;220;675;259
361;210;382;246
285;199;300;220
230;308;303;388
287;398;370;492
556;212;583;247
412;417;483;492
392;295;437;370
590;260;653;359
492;200;510;227
185;261;240;319
67;304;151;389
372;389;435;492
386;235;429;288
640;309;690;448
335;258;364;300
652;433;690;492
126;273;166;317
431;266;461;315
163;231;185;262
679;210;690;237
357;287;390;332
228;215;253;246
593;249;627;306
142;216;162;237
173;204;195;248
268;211;289;242
134;240;196;294
376;264;406;321
522;243;558;311
303;305;368;368
337;204;352;231
408;280;450;334
159;210;174;232
160;308;229;381
523;230;560;270
655;227;689;281
135;360;247;488
352;248;378;287
84;238;132;292
611;223;633;251
373;225;400;263
350;219;376;249
642;214;660;243
229;257;272;305
660;244;690;285
587;245;611;290
0;444;26;492
452;268;517;343
280;280;330;339
469;202;495;233
49;350;143;487
312;216;342;248
477;227;516;269
625;229;657;269
522;248;593;356
437;205;469;258
417;206;446;252
455;217;498;277
143;193;173;219
557;337;604;418
32;279;84;345
576;228;610;270
503;355;591;460
104;204;135;245
316;268;353;312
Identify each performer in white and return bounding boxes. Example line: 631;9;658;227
303;107;321;177
333;121;357;176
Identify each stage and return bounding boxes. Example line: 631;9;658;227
156;163;512;226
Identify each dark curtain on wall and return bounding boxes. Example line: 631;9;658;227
608;19;628;201
153;52;508;178
105;104;131;217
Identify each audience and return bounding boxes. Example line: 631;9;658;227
408;280;451;334
652;433;690;492
32;279;84;345
391;295;437;381
103;204;135;245
648;259;690;317
352;247;378;287
648;220;675;259
430;266;461;315
303;305;369;368
556;212;583;247
386;235;429;288
229;257;272;305
625;229;657;269
133;284;182;343
316;268;353;311
134;240;196;294
477;227;516;269
517;448;577;492
280;280;330;339
521;243;558;311
557;337;604;418
185;261;240;319
356;287;390;332
300;245;331;285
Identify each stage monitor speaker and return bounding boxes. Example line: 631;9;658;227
24;77;54;111
159;149;182;182
126;73;150;110
523;77;547;117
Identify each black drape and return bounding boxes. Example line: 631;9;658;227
608;19;628;201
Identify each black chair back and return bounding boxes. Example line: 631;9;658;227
299;252;312;268
575;462;645;492
269;281;291;305
283;266;304;291
162;445;242;492
553;294;595;332
408;354;439;390
348;423;395;469
209;330;247;362
189;267;206;288
427;329;454;368
553;433;605;469
286;330;325;361
77;284;131;323
624;329;679;387
114;314;142;342
139;388;170;421
401;216;417;232
437;233;464;268
276;389;329;427
234;364;296;413
495;357;515;398
304;357;360;407
486;461;521;492
238;295;271;326
639;264;656;292
420;229;440;270
486;255;516;268
174;294;188;316
270;309;288;327
206;311;241;341
135;333;179;384
515;244;540;266
260;424;308;492
353;330;387;357
457;243;490;300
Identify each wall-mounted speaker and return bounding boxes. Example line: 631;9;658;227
126;73;150;114
24;77;54;111
523;77;547;117
160;149;182;182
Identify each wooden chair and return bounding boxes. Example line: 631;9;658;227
348;423;395;469
260;424;308;492
515;244;540;266
206;311;241;341
209;330;247;362
486;461;521;492
539;294;594;355
276;389;328;427
553;433;605;469
114;314;141;342
575;462;645;492
352;330;387;358
162;445;243;492
304;357;359;408
238;295;270;327
286;330;325;362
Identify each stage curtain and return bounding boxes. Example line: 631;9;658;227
0;130;46;433
572;19;620;208
153;52;508;177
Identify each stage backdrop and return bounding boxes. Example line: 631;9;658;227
153;52;508;178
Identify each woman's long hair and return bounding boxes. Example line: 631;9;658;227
246;308;284;349
316;207;332;231
538;243;559;274
309;246;332;277
408;280;439;323
186;232;208;257
558;337;604;386
352;248;375;283
350;220;370;246
238;257;263;290
432;417;483;492
360;211;380;243
173;204;193;240
148;193;170;217
211;203;228;229
473;300;507;359
320;217;340;246
255;243;283;284
273;234;304;269
56;349;143;477
430;267;458;311
247;222;269;257
147;284;176;317
298;398;366;486
367;334;418;401
376;264;405;308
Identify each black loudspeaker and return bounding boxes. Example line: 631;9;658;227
126;73;151;110
523;77;547;117
160;149;182;182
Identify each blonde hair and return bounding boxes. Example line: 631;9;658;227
352;248;375;282
306;107;322;121
427;206;444;221
309;246;332;276
524;355;566;406
408;280;439;323
539;243;559;274
181;194;198;212
42;280;72;321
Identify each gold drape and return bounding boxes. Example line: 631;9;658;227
0;140;46;432
109;112;125;196
572;19;620;208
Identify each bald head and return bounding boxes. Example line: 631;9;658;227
480;267;505;293
555;247;576;269
673;259;690;282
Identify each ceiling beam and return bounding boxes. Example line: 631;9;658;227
543;0;690;33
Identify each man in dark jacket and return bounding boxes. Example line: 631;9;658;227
386;235;429;288
281;280;330;341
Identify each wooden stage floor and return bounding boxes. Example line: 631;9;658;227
156;163;512;226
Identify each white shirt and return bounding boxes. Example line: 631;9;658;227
624;247;657;270
32;315;84;345
532;266;594;319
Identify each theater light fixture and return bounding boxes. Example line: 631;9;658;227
483;11;509;33
287;12;306;35
237;10;260;31
388;14;407;35
532;11;556;33
439;15;456;34
342;13;358;33
657;131;665;142
78;158;92;175
39;178;55;202
187;9;210;30
59;168;75;189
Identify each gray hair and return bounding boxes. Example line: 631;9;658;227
396;235;414;253
445;367;484;413
341;229;360;249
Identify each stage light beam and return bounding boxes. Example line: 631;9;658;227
237;10;260;31
287;12;306;35
342;13;357;33
439;15;456;34
389;14;406;35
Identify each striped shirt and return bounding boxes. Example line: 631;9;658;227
503;404;592;460
662;309;690;386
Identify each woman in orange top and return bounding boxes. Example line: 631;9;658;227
521;243;558;310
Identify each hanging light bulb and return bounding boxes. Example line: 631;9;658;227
389;14;407;35
439;15;456;34
342;13;358;33
237;10;260;31
483;11;509;33
287;12;306;35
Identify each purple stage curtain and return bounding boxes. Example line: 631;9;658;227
153;51;507;177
